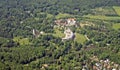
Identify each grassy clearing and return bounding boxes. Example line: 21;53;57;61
55;13;73;19
13;37;30;45
75;33;87;44
83;14;120;21
93;7;116;15
53;29;65;38
53;29;87;44
47;13;54;18
113;6;120;16
0;37;9;44
34;18;39;21
113;23;120;30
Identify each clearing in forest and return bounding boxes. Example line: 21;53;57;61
113;6;120;16
74;33;87;44
13;37;30;45
53;29;65;38
113;23;120;30
83;14;120;21
55;13;73;19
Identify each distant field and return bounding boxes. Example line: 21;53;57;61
75;33;86;44
113;6;120;16
113;23;120;30
55;13;73;19
83;14;120;21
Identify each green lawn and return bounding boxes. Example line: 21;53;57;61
53;29;65;38
93;7;116;15
53;29;87;44
113;6;120;16
35;13;54;20
34;18;39;21
74;33;87;44
46;13;54;18
83;14;120;21
55;13;73;19
13;37;30;45
113;23;120;30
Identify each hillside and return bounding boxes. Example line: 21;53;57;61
0;0;120;70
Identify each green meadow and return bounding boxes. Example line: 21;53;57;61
53;29;65;38
113;6;120;16
13;37;30;45
113;23;120;30
74;33;87;44
83;14;120;21
55;13;73;19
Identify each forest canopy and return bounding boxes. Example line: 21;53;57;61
0;0;120;70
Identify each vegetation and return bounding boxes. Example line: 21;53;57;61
53;28;65;38
113;6;120;16
0;0;120;70
83;14;120;21
13;37;30;45
55;13;72;19
113;23;120;30
74;33;87;44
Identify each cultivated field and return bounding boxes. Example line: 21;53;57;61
93;7;116;15
83;14;120;21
